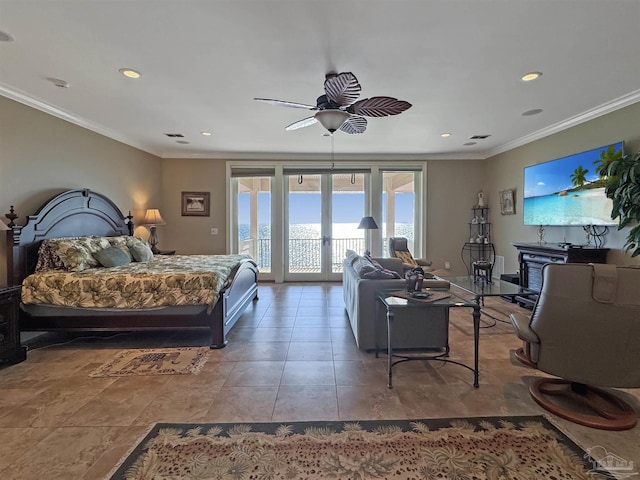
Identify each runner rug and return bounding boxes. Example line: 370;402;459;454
107;416;610;479
89;347;209;377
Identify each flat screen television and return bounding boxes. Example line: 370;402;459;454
523;141;623;226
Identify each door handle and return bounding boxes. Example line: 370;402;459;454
322;236;331;246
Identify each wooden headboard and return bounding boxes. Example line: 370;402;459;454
6;188;133;286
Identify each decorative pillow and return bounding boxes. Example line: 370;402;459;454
35;239;67;272
362;268;402;279
364;254;402;279
129;242;154;262
394;250;418;266
352;256;376;278
107;237;134;262
51;237;111;271
93;246;131;267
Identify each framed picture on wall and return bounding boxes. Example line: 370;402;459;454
499;189;515;215
181;191;210;216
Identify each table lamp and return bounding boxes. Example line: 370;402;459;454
142;208;166;254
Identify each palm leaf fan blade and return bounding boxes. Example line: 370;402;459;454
324;72;361;106
351;96;412;117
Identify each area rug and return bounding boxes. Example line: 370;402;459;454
89;347;209;377
107;416;610;479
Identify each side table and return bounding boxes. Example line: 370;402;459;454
0;285;27;367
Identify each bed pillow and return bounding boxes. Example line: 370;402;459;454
129;241;154;262
35;239;67;272
93;246;131;267
52;237;111;271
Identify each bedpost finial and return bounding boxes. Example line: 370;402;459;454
126;210;134;235
5;205;18;227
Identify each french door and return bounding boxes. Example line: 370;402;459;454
284;172;366;281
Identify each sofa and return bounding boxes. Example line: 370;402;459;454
342;250;451;351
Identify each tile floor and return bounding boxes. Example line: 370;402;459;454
0;282;638;478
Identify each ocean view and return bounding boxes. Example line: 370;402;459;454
239;223;415;270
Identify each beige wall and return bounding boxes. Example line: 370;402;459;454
160;158;228;254
0;96;163;287
485;102;640;273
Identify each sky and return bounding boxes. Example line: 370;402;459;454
523;142;623;198
238;192;415;224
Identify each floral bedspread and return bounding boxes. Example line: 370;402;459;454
21;254;253;312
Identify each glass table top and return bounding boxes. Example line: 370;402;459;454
442;275;534;298
376;288;475;309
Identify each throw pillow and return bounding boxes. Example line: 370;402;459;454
352;256;376;278
35;239;67;272
362;268;402;279
94;246;131;267
52;239;101;271
129;242;154;262
364;254;402;279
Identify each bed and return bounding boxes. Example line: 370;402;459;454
5;188;259;348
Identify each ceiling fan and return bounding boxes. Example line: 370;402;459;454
254;72;412;134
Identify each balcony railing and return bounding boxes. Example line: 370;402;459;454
241;237;388;273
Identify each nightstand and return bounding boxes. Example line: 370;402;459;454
0;285;27;367
155;249;176;255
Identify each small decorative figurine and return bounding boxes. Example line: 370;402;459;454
477;191;485;207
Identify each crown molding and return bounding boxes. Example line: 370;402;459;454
486;89;640;158
158;151;486;161
0;83;161;157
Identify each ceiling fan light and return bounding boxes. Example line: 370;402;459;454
315;109;349;133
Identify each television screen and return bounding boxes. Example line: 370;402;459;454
523;141;623;226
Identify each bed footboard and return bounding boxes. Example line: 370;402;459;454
209;259;259;348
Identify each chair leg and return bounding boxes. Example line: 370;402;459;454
529;378;638;431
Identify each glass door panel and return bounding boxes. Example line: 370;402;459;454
237;176;271;273
382;171;416;256
331;173;365;274
286;174;322;277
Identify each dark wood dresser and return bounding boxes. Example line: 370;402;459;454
0;285;27;367
513;242;609;308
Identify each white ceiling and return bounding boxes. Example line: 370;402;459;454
1;0;639;161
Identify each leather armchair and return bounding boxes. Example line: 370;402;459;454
510;263;640;430
388;237;433;272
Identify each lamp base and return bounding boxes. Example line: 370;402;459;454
148;225;160;254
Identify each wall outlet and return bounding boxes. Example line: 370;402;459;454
444;261;451;270
210;227;218;235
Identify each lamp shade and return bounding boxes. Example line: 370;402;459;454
0;219;10;231
357;216;379;230
315;109;349;133
142;208;166;226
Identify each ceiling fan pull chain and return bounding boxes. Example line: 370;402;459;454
298;175;303;184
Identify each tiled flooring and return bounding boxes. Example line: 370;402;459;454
1;282;638;478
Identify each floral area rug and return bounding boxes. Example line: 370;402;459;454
89;347;209;377
107;416;609;479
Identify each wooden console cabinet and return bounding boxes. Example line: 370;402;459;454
0;285;27;367
513;242;609;308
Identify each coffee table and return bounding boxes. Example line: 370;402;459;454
376;289;481;388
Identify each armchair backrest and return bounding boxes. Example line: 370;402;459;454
388;237;417;266
529;263;640;388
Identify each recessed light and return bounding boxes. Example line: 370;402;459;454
0;30;13;42
521;71;542;82
440;132;452;138
119;68;141;79
201;131;212;136
522;108;543;116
